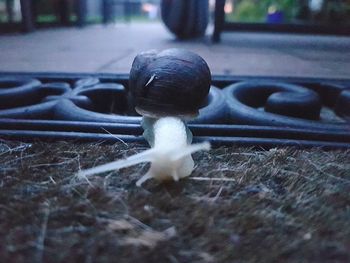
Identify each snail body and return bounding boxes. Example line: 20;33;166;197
77;49;211;186
135;116;210;186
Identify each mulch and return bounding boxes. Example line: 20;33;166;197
0;140;349;263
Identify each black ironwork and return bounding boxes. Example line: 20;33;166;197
0;72;349;149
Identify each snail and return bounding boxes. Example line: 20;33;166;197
77;49;211;186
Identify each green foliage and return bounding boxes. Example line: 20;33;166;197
228;0;350;24
226;0;297;23
233;0;266;22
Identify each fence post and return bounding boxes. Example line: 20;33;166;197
124;0;131;23
76;0;87;27
102;0;112;24
58;0;71;26
212;0;226;42
6;0;14;23
20;0;35;32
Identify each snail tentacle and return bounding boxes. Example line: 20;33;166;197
76;148;156;179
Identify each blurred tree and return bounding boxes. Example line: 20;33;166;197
229;0;350;24
233;0;265;22
228;0;298;22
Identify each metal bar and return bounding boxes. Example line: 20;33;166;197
76;0;87;27
223;22;350;35
0;72;349;87
124;0;131;23
102;0;111;24
212;0;225;42
20;0;35;32
0;119;349;143
6;0;14;23
1;129;349;150
58;0;71;26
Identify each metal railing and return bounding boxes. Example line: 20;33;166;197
213;0;350;42
0;0;145;33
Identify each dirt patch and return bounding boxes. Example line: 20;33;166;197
0;140;349;263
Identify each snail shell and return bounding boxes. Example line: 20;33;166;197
129;48;211;118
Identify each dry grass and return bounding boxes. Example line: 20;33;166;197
0;140;349;263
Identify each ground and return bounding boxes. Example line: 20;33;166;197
0;23;350;79
0;140;349;263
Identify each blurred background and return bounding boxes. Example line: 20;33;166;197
0;0;349;78
224;0;350;25
0;0;349;30
0;0;162;30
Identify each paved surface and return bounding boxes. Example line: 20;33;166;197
1;22;350;79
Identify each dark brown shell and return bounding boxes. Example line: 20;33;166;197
129;48;211;118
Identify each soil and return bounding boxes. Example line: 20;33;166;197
0;140;349;263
